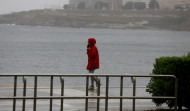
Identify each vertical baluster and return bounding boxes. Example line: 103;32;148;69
33;76;37;111
105;76;109;111
13;76;17;111
85;76;89;111
50;76;53;111
97;77;100;111
131;77;136;111
120;76;123;111
22;76;27;111
60;76;64;111
174;78;178;111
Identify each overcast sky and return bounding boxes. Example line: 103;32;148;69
0;0;69;14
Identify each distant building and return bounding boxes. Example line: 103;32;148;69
157;0;190;9
122;0;150;8
86;0;98;9
69;0;122;10
69;0;190;10
106;0;123;10
157;0;175;9
174;0;190;9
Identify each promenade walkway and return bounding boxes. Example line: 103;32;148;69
0;86;168;111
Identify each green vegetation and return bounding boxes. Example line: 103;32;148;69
94;1;108;9
149;0;160;10
146;53;190;110
134;2;146;10
122;1;134;10
122;1;146;10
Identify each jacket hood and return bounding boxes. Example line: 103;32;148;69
88;38;96;46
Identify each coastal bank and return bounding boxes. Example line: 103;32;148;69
0;9;190;31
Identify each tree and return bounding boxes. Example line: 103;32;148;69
174;5;184;11
94;1;108;9
77;2;85;9
63;4;69;9
95;1;102;9
122;1;134;10
134;2;146;10
149;0;159;10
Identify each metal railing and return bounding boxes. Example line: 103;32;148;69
0;74;178;111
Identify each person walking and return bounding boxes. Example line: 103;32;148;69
86;38;100;90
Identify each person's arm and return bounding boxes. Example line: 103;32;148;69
87;43;90;54
87;44;90;49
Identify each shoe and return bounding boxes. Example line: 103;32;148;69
88;86;94;90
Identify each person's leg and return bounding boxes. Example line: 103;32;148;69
91;76;95;86
95;76;102;87
89;70;95;86
89;70;95;90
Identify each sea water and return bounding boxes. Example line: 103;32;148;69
0;24;190;86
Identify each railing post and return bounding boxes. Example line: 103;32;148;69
33;76;37;111
0;74;178;111
131;77;136;111
175;78;178;111
85;76;89;111
13;76;17;111
97;77;100;111
60;76;64;111
105;76;109;111
22;76;27;111
120;76;123;111
50;76;53;111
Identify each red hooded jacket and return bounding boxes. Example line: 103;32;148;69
87;38;99;70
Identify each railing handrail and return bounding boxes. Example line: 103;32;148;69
0;74;178;111
0;96;176;99
0;73;177;78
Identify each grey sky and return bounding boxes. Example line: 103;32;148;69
0;0;68;14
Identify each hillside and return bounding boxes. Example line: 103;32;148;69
0;9;190;31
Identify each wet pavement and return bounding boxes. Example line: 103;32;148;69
0;86;169;111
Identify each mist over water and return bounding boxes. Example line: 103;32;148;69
0;24;190;86
0;0;68;14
